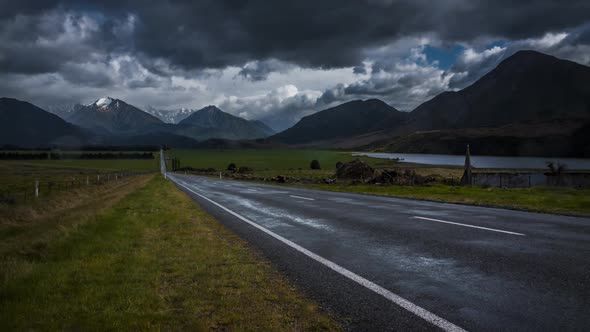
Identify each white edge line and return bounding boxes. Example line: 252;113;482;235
169;175;466;332
289;194;315;201
413;216;525;236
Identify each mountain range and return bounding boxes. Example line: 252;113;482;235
271;50;590;156
2;50;589;156
143;106;197;124
1;97;276;147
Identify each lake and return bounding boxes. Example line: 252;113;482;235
355;152;590;170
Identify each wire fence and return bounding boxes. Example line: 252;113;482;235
0;170;151;205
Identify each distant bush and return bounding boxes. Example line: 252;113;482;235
227;163;237;171
310;160;321;170
335;161;343;169
237;166;253;174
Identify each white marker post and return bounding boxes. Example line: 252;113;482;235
35;180;39;198
220;172;222;179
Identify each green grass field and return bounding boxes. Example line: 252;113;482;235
0;174;339;330
0;158;157;204
168;148;404;179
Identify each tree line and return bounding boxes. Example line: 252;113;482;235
0;152;155;160
0;145;161;151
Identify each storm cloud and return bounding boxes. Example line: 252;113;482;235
1;0;590;129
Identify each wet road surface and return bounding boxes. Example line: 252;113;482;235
168;173;590;331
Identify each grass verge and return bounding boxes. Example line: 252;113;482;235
0;175;339;331
297;183;590;216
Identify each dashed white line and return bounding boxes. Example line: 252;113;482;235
412;216;526;236
169;175;466;332
289;195;315;201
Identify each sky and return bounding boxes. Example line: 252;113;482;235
1;1;590;131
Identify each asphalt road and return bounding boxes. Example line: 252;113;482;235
167;172;590;331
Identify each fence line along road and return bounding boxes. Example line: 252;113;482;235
0;170;150;205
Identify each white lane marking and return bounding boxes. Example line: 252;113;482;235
289;195;315;201
412;216;525;236
170;175;466;332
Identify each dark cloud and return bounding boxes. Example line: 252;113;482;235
2;1;590;76
353;65;367;75
1;0;590;130
237;59;294;81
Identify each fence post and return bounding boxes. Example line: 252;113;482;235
35;180;39;198
97;174;100;184
86;176;89;185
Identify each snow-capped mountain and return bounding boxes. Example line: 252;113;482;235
66;97;165;134
45;97;275;140
144;106;197;124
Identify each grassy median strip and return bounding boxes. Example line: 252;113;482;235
0;175;339;331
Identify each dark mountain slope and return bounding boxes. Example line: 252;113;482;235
175;106;274;140
404;50;590;133
271;99;407;144
0;97;88;146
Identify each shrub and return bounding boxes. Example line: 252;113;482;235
310;160;321;170
237;166;253;174
227;163;237;171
